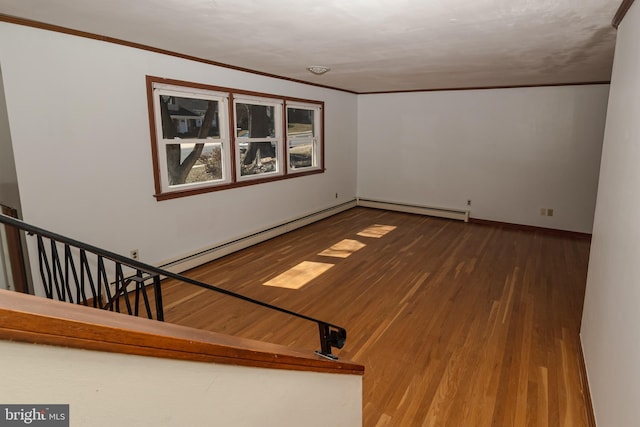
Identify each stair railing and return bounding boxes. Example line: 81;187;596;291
0;213;346;360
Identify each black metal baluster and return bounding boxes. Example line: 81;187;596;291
50;240;69;302
136;271;153;319
80;250;98;307
115;263;134;315
97;256;112;310
153;274;164;321
37;235;53;299
64;244;85;305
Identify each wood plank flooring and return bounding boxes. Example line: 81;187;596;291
159;207;593;426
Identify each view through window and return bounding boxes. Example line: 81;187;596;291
147;76;324;200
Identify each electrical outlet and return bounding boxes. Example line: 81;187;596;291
540;208;547;216
335;192;338;199
547;208;554;216
467;200;471;206
130;249;139;260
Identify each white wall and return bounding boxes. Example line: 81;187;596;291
0;65;21;213
0;340;362;427
0;23;357;281
581;2;640;426
357;85;609;232
0;65;19;292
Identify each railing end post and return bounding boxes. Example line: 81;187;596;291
316;323;346;361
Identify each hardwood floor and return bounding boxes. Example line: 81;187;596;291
159;207;593;426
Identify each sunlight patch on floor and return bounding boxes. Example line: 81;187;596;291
264;225;396;289
263;261;334;290
318;239;367;258
357;224;397;238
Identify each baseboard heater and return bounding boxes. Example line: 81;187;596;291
158;200;357;274
356;198;469;222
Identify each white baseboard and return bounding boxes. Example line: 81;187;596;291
356;198;469;222
158;200;357;274
157;198;467;274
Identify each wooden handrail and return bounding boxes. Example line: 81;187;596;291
0;289;364;376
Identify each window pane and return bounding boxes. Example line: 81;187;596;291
287;108;314;138
289;140;313;169
159;96;221;139
239;142;278;176
236;103;276;138
166;143;223;186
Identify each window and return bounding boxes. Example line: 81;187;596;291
234;96;284;181
286;103;322;172
150;84;231;194
146;76;324;200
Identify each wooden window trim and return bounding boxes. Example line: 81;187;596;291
613;0;636;28
146;76;325;201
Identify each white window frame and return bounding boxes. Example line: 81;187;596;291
233;95;284;182
286;102;322;173
152;83;231;194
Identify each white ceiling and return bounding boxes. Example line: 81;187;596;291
0;0;621;93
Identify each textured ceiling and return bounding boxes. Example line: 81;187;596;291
0;0;621;93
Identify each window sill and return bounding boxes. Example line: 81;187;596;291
154;168;325;201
